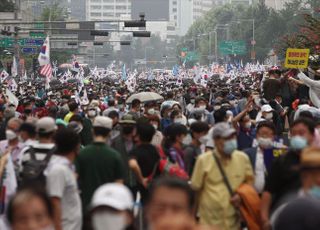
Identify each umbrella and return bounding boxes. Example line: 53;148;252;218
126;92;164;104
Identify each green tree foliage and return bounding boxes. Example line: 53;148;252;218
182;0;318;63
0;0;15;12
39;2;68;21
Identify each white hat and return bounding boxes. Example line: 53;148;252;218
36;117;57;134
93;116;113;129
261;104;273;113
91;183;133;211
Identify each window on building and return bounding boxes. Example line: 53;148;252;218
90;12;101;17
90;5;102;10
172;8;177;12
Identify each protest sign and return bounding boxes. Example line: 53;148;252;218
284;48;309;68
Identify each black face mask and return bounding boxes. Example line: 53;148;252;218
122;125;135;135
24;109;32;114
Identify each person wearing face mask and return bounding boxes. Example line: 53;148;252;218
90;183;135;230
69;114;93;146
273;147;320;230
189;97;214;126
257;104;283;136
261;118;315;230
111;114;137;194
162;123;188;170
171;109;187;126
191;122;253;230
243;121;277;194
183;121;209;176
149;115;163;147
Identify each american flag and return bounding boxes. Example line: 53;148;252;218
40;63;52;78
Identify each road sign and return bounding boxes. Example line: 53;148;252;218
284;48;309;68
0;38;44;48
21;47;38;54
29;31;46;38
218;40;247;55
0;38;14;47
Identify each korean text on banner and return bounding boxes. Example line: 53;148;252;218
284;48;310;69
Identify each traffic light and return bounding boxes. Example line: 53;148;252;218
93;42;103;46
90;30;109;36
124;20;146;27
120;41;131;46
132;31;151;37
67;42;77;46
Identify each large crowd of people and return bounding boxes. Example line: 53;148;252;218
0;65;320;230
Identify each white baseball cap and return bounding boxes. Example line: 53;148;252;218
91;183;133;211
261;104;273;113
93;116;113;130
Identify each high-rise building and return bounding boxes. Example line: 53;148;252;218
70;0;86;20
265;0;290;10
86;0;131;21
193;0;214;21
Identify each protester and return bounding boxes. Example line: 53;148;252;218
243;121;277;193
75;116;124;214
7;188;54;230
145;177;195;230
90;183;135;230
191;122;254;229
183;121;209;176
261;118;315;230
111;114;137;192
129;123;159;202
46;128;82;230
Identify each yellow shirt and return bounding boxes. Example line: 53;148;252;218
191;150;254;230
64;112;74;123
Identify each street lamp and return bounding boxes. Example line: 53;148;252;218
230;19;255;60
144;47;154;68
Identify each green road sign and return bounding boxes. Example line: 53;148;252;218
34;23;44;29
0;38;14;48
30;31;46;38
0;38;44;48
218;40;247;55
183;51;199;62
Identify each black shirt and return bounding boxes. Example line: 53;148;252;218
130;143;160;178
264;150;301;211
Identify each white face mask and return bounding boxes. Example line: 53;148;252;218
88;110;97;117
265;112;273;120
152;124;158;130
174;117;187;126
6;130;17;141
257;137;273;149
244;122;252;130
199;105;206;110
92;211;127;230
214;105;221;111
199;136;208;144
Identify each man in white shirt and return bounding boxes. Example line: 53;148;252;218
46;128;82;230
243;121;278;194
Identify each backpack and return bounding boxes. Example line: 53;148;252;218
155;146;189;180
19;147;55;188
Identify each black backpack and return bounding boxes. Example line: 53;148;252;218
19;147;55;188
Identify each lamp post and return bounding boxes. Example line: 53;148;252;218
144;47;153;69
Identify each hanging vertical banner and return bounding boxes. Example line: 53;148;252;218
284;48;309;68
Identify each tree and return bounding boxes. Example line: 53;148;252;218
39;2;68;21
0;0;15;12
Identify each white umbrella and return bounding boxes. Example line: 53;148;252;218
126;92;164;103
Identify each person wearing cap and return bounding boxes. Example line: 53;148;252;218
111;114;137;192
272;147;320;230
75;116;125;215
90;183;134;230
46;128;82;230
191;122;254;229
19;117;57;183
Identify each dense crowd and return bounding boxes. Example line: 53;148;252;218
0;65;320;230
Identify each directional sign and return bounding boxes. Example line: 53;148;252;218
21;47;38;54
0;38;44;48
218;40;247;55
30;31;46;38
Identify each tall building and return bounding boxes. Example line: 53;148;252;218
265;0;290;10
193;0;214;21
70;0;86;20
86;0;131;21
